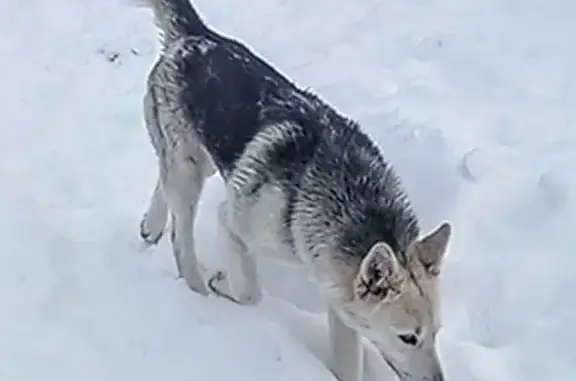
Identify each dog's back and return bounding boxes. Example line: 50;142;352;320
142;0;330;177
140;0;420;263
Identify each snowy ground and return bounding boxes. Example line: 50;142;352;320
1;0;575;380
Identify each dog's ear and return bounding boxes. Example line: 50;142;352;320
411;222;452;277
354;242;404;303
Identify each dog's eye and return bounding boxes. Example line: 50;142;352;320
398;333;418;346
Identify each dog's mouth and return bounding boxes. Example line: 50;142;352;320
383;357;410;380
382;358;444;381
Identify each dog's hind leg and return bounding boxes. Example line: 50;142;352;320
209;201;263;305
140;90;169;245
140;177;168;245
161;142;215;295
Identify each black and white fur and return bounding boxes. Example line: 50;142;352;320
134;1;452;380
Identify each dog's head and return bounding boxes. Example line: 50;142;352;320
350;222;451;381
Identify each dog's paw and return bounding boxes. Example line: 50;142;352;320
184;274;209;296
207;271;262;305
184;278;209;296
139;213;164;245
207;271;241;304
176;265;209;296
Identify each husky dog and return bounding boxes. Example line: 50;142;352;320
133;1;452;380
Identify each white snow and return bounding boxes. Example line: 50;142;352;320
1;0;575;380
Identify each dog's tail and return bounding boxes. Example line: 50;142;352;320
133;0;210;46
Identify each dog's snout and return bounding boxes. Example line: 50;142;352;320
431;371;444;381
399;371;445;381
